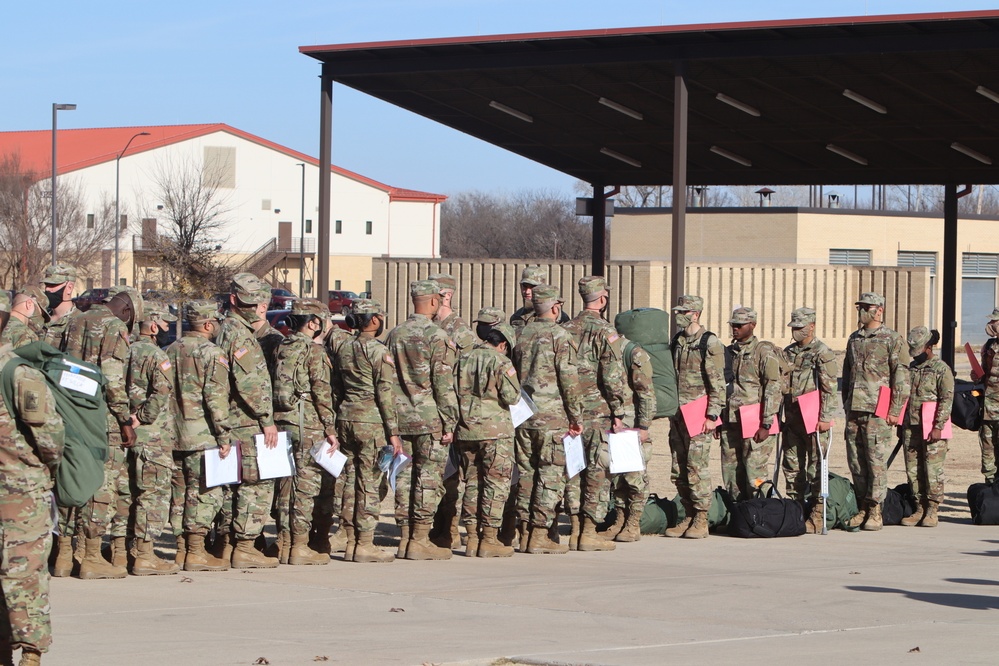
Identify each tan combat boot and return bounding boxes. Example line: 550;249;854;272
343;525;356;562
681;511;709;539
310;517;333;554
184;534;229;572
577;516;616;551
52;536;74;578
844;506;868;529
110;536;129;568
862;503;883;531
353;531;394;563
78;538;127;580
231;539;279;568
919;501;939;527
328;528;347;554
568;515;581;551
18;649;40;666
805;501;825;534
73;535;86;565
132;539;180;576
450;513;462;549
395;524;410;559
405;523;453;560
599;509;626;539
212;531;233;561
276;530;291;565
616;508;643;542
464;524;479;557
526;525;568;554
900;500;925;527
517;521;531;553
477;526;514;558
174;535;186;568
288;532;328;565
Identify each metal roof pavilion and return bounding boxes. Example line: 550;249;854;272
300;10;999;365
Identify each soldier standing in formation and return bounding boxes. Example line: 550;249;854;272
40;264;78;349
974;309;999;483
510;267;569;330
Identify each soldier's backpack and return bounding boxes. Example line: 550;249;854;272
728;496;806;538
751;340;794;396
614;308;679;419
822;472;861;531
881;483;917;525
671;329;735;384
272;336;311;412
0;341;109;507
967;480;999;524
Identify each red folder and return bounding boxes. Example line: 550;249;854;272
679;395;709;436
739;403;781;440
920;401;953;440
874;385;907;420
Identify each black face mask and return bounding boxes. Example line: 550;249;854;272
46;286;66;311
155;326;172;347
912;352;928;365
374;316;385;338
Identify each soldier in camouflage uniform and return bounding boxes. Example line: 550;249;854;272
510;266;569;330
901;327;953;528
57;285;138;580
167;300;232;572
842;292;911;531
40;263;79;350
783;307;839;533
252;307;288;558
512;284;584;554
319;316;354;555
668;295;726;539
0;290;64;666
2;288;43;349
454;322;521;558
561;276;628;552
122;300;180;575
216;273;280;568
333;299;400;563
384;280;459;560
271;299;337;565
974;309;999;483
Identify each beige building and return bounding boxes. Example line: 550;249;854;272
612;207;999;345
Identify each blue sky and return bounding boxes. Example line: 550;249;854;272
3;1;995;197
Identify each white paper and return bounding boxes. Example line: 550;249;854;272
563;434;585;479
509;391;537;428
205;447;240;488
58;370;98;396
254;431;295;480
608;430;645;474
311;441;348;477
389;453;411;492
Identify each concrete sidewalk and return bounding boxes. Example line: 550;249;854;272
47;516;998;665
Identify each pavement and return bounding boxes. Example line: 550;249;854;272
47;515;999;666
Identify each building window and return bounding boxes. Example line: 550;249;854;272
86;278;94;290
334;280;342;290
305;219;312;233
829;248;871;266
119;278;127;286
119;214;127;231
86;213;95;229
365;220;373;235
365;280;372;294
304;279;312;295
335;220;342;234
963;253;999;276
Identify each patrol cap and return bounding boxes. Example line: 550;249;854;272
729;306;758;325
492;323;517;347
520;266;547;287
907;325;932;353
144;300;178;323
428;272;457;291
184;299;222;323
230;273;269;305
578;275;609;302
787;307;816;328
856;292;885;307
15;286;46;304
532;283;563;314
988;307;999;322
410;280;440;298
291;298;328;318
42;263;78;285
672;295;704;312
352;298;385;316
473;307;506;325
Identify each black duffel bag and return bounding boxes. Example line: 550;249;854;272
968;481;999;524
953;380;984;432
729;498;806;538
881;483;918;526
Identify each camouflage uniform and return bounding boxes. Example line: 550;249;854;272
167;302;231;535
255;318;291;539
510;266;570;331
783;308;839;502
669;296;727;515
384;281;459;531
902;327;954;508
1;318;37;350
562;277;629;529
0;289;64;657
720;308;782;500
842;292;911;508
978;309;999;482
453;326;521;531
40;263;79;350
512;285;584;530
612;339;656;518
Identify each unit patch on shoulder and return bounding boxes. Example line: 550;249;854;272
234;347;248;360
383;353;395;366
217;356;230;368
506;366;518;377
160;360;172;372
608;333;620;344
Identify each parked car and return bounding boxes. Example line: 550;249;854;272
328;290;358;315
266;309;292;336
73;288;110;312
269;288;296;311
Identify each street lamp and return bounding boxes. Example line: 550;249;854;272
297;162;305;297
115;131;150;285
51;103;76;265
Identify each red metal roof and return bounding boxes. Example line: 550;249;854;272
0;123;446;203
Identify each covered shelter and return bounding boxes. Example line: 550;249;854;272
301;10;999;366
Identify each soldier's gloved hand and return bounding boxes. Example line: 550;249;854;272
816;420;832;433
929;427;943;443
262;424;279;449
389;435;404;457
218;440;232;459
567;423;582;438
753;426;770;444
120;423;137;448
611;417;624;433
441;432;454;445
325;434;340;455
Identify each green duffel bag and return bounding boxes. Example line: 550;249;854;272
670;486;736;530
823;472;861;531
639;494;680;534
614;308;679;419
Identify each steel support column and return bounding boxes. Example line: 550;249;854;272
317;65;333;303
591;183;606;276
670;64;688;324
942;183;958;369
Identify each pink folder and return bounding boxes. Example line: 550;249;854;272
679;395;709;436
796;389;821;435
920;401;953;440
738;403;780;440
874;385;907;420
966;343;985;379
